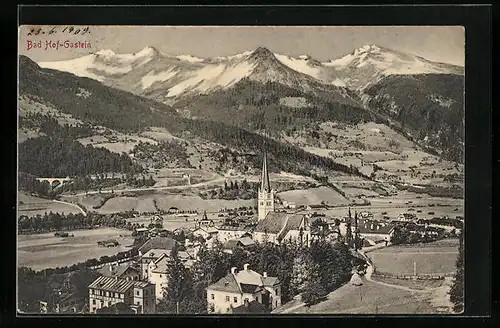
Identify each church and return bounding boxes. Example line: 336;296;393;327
252;150;311;246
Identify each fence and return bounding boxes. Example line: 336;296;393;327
372;270;455;281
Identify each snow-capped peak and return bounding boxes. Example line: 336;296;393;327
95;49;116;57
135;46;160;57
176;54;204;63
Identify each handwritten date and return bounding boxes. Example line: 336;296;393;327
27;26;90;36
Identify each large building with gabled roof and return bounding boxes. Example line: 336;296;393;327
206;263;281;314
252;148;311;246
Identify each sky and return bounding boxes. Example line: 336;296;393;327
19;26;465;66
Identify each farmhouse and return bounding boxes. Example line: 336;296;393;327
206;264;281;314
140;248;170;279
88;276;156;314
98;263;141;281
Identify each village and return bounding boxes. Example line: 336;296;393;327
31;151;463;315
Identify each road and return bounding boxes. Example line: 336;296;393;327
61;177;228;197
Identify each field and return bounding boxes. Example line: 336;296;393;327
278;186;349;206
368;239;459;276
17;227;134;271
275;278;447;314
18;193;84;217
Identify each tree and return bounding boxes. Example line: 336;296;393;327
301;282;327;306
449;230;464;313
158;246;193;314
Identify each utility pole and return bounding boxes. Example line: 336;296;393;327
413;261;417;278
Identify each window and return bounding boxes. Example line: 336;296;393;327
255;296;259;302
266;202;271;206
276;289;279;296
234;297;238;303
211;294;215;300
225;296;230;302
90;289;93;295
275;301;278;308
114;293;118;298
106;291;109;297
120;294;124;299
145;290;148;296
260;202;264;206
159;274;162;278
92;299;96;305
137;302;140;305
145;300;149;306
136;290;140;296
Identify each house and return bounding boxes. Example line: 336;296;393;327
98;263;141;281
206;264;281;314
222;236;256;254
39;292;84;314
397;213;418;222
192;226;219;240
253;212;311;246
230;299;271;314
88;276;156;314
146;251;196;301
140;248;170;279
217;225;251;243
357;221;396;244
138;237;179;256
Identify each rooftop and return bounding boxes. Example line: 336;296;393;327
138;237;179;254
88;276;152;293
208;264;280;294
98;263;135;278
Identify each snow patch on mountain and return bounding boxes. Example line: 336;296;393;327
176;55;204;63
141;68;179;89
274;54;321;79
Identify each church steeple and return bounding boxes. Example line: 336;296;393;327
258;146;275;221
260;150;271;193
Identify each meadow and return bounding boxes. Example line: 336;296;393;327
367;238;459;276
17;227;134;271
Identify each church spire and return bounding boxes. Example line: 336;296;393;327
260;149;271;193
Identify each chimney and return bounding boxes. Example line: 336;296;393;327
109;264;113;272
231;267;237;275
115;276;118;281
243;263;250;271
370;224;374;230
263;272;267;278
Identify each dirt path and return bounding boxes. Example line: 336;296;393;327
53;199;87;216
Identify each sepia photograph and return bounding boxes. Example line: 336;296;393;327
17;25;465;315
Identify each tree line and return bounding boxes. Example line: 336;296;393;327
19;135;143;177
157;238;359;314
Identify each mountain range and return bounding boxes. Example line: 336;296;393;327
29;45;464;163
38;44;463;100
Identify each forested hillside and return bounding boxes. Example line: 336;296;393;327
365;74;464;163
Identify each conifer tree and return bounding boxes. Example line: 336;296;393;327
449;230;464;313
